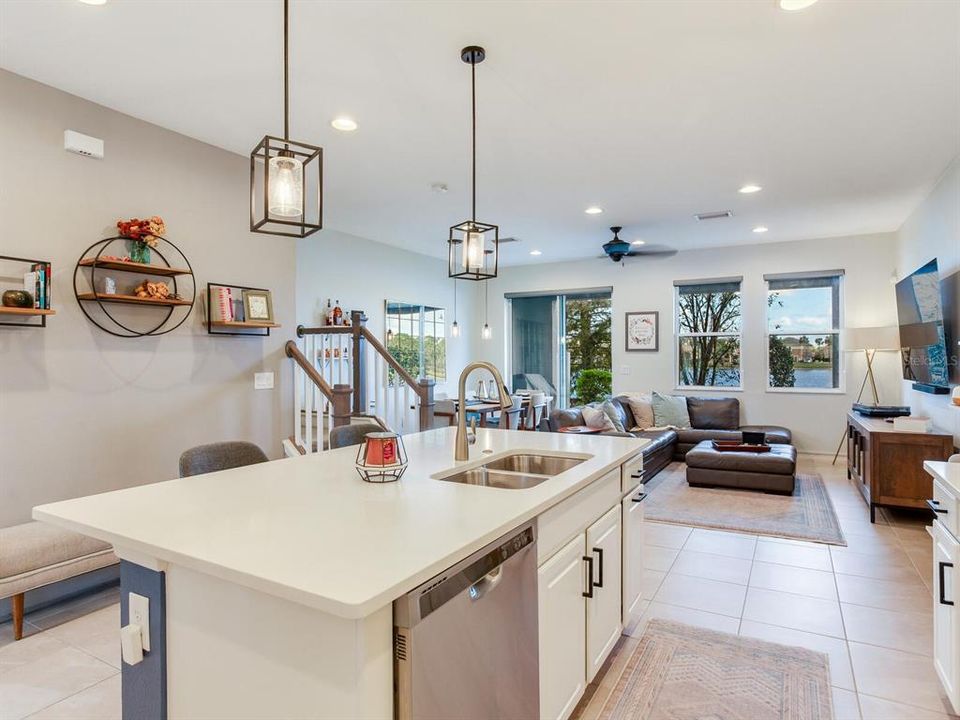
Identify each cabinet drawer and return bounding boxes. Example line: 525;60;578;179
621;453;644;494
933;480;959;540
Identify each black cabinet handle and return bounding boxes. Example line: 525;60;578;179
940;562;955;606
593;547;604;588
928;499;948;515
632;491;648;503
582;556;594;598
630;470;644;480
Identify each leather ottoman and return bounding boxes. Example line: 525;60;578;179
686;440;797;494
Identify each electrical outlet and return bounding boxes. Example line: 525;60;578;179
129;592;150;652
254;372;274;390
620;365;631;376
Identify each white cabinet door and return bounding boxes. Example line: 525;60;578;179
621;486;646;627
585;505;623;682
933;520;960;713
538;534;588;720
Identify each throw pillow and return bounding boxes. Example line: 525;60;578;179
601;400;626;433
622;393;655;431
651;392;691;429
582;404;616;432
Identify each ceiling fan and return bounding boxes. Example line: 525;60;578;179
600;226;677;263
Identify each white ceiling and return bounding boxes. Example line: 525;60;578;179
2;0;958;266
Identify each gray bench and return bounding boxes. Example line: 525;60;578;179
1;521;117;640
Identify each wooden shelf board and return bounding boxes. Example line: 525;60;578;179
78;258;191;277
77;293;191;307
210;321;281;329
0;306;56;316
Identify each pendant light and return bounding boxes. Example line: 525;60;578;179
450;279;461;337
481;281;492;339
448;46;499;280
250;0;323;237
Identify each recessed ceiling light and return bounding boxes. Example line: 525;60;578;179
584;206;603;215
738;184;762;194
631;240;645;246
778;0;818;11
78;0;108;4
530;250;542;256
330;116;358;132
752;226;769;234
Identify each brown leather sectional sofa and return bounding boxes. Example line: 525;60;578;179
548;395;792;482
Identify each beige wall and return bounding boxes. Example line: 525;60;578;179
474;233;901;454
896;156;960;444
0;70;295;526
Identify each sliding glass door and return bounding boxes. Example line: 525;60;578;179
508;290;612;409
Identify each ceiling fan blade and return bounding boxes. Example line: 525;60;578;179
626;245;677;258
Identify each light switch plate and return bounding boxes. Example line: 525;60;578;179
254;372;274;390
129;592;150;652
620;365;631;376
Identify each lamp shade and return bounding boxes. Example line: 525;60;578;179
842;325;901;352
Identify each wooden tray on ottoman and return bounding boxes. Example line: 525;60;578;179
711;440;771;453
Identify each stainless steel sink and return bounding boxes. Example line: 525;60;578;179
481;454;585;476
436;453;586;490
438;467;549;490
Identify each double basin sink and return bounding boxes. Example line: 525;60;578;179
436;453;586;490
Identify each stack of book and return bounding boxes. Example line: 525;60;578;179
214;287;246;322
24;263;51;309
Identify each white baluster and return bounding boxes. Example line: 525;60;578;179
403;385;412;435
294;342;303;451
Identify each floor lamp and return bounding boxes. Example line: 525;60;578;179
831;325;901;465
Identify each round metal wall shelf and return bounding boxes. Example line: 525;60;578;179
73;236;196;338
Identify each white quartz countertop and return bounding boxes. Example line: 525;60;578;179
926;460;960;496
34;428;645;619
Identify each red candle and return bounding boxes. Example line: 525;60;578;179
364;433;398;466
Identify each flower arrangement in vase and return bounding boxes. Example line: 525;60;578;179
117;216;166;264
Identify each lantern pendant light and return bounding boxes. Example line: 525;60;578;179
450;279;461;337
250;0;323;237
448;46;499;280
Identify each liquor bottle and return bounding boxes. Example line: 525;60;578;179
333;300;343;326
325;299;333;326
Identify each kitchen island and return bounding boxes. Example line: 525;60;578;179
34;427;647;720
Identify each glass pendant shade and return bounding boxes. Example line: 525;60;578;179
481;322;492;340
451;320;460;338
268;154;303;218
449;220;498;280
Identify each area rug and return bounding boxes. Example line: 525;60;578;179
644;462;846;545
597;620;833;720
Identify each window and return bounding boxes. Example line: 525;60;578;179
765;271;843;391
385;302;446;382
675;278;742;388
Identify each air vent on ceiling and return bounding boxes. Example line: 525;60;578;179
498;237;520;244
694;211;733;221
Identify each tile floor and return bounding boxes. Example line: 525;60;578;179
0;455;949;719
576;454;954;720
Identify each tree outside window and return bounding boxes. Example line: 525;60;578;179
675;280;742;388
385;302;446;383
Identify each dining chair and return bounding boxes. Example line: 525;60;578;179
178;441;269;478
329;423;384;450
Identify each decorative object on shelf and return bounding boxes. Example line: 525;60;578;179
626;311;659;352
448;45;499;281
953;385;960;407
243;289;274;323
0;255;56;328
74;235;194;337
2;290;33;308
249;0;322;237
117;216;166;264
355;431;408;483
206;283;280;336
102;277;117;295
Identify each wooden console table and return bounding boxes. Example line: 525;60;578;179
846;411;954;522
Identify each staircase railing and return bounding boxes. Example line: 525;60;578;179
287;310;435;453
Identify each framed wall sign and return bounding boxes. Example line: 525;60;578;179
242;289;274;323
625;311;659;352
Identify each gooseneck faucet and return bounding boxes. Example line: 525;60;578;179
455;361;513;461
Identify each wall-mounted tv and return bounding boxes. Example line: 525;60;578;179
895;259;950;393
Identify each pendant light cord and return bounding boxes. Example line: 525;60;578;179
453;279;458;321
283;0;289;142
484;281;489;324
471;58;477;223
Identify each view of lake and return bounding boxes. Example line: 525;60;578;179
685;367;834;388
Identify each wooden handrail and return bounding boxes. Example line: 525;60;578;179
285;340;335;402
358;326;427;400
297;325;352;335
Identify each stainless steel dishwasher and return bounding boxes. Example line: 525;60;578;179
394;521;539;720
